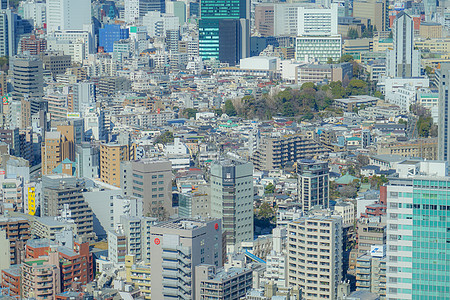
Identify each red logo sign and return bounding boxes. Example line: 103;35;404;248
215;223;219;230
154;238;160;245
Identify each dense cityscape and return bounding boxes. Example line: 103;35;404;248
0;0;449;299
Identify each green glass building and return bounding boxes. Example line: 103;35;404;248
199;0;249;64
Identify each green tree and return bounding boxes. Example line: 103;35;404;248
339;54;354;63
329;81;345;98
346;79;368;96
301;82;316;90
264;183;275;194
224;100;237;116
374;91;384;99
258;202;275;220
327;57;334;64
183;108;198;119
0;56;8;70
155;131;174;144
398;118;407;127
347;28;359;39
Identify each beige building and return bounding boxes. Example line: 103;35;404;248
372;36;393;52
377;138;438;160
414;38;450;53
334;201;355;226
356;217;386;256
353;0;388;32
121;158;173;219
355;252;386;297
253;134;328;171
255;4;274;37
125;255;151;299
41;129;74;176
287;215;343;299
100;143;130;187
21;251;61;300
32;216;77;240
419;22;442;39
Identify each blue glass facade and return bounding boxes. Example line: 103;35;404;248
411;179;450;299
99;24;129;53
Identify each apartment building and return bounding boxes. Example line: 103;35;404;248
149;218;223;299
194;264;253;300
39;51;72;76
0;216;31;264
297;159;329;212
125;255;151;299
253;134;328;171
41;131;74;175
287;215;343;299
355;250;386;298
21;254;61;300
356;217;386;255
100;143;130;187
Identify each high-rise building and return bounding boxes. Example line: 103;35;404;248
386;160;450;299
149;218;223;299
100;143;130;187
10;54;43;97
166;1;186;24
254;4;274;37
352;0;389;32
438;63;450;161
286;215;343;299
21;254;61;299
386;12;421;78
0;216;30;265
297;159;329;212
120;215;156;262
46;0;92;32
19;35;47;55
210;159;253;253
121;158;173;220
99;24;129;53
39;51;71;76
125;0;165;23
0;10;33;57
199;0;249;65
41;131;74;175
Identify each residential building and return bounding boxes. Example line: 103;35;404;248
297;159;329;212
286;215;343;299
386;12;421;78
100;143;130;187
352;0;389;32
0;216;31;264
1;265;21;297
252;134;328;171
20;35;47;54
194;264;253;300
254;4;274;37
149;218;223;299
108;230;127;264
75;142;100;179
178;184;211;219
355;251;386;297
41;131;74;176
419;22;442;39
120;215;155;262
125;255;151;299
356;217;386;255
121;158;173;219
39;51;71;76
210;159;253;253
333;95;379;112
32;216;77;240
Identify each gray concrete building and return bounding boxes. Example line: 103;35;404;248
297;159;329;212
210;159;253;253
10;54;44;97
437;63;450;161
121;158;173;220
150;218;223;299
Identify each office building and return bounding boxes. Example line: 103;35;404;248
352;0;388;32
149;218;223;299
99;24;129;53
356;217;386;255
178;184;211;219
194;265;253;300
46;0;91;32
437;64;450;161
297;159;329;212
0;9;33;57
287;215;343;299
73;82;96;113
10;54;43;97
166;1;186;24
386;160;449;299
199;0;249;65
254;4;274;37
297;3;338;36
75;142;99;179
0;216;30;264
295;35;342;63
273;3;313;36
41;177;95;241
210;159;253;253
252;134;328;171
39;51;71;76
125;0;165;23
19;0;46;28
386;12;421;78
100;143;130;187
121;158;173;219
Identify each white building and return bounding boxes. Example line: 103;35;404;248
264;227;287;287
46;25;95;60
84;107;106;141
273;3;317;36
19;1;46;28
295;35;341;63
125;0;139;23
73;82;95;112
142;11;179;38
385;84;417;113
297;3;338;36
46;0;91;32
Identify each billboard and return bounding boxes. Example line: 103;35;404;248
28;187;36;216
370;245;386;257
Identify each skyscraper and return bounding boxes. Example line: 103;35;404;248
199;0;250;65
125;0;165;23
210;159;253;253
438;63;450;161
11;54;43;97
386;160;450;299
46;0;92;32
386;12;421;78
